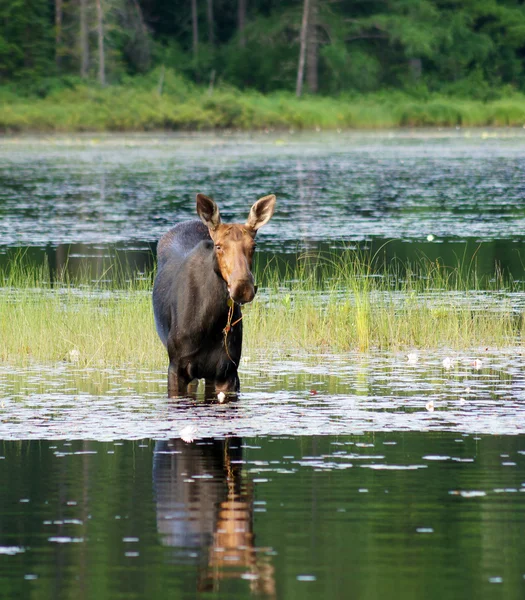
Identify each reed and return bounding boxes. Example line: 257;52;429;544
245;251;522;355
0;252;522;368
0;254;163;368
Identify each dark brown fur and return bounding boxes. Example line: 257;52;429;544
152;194;276;398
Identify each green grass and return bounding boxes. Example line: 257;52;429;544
247;252;523;353
1;252;523;368
2;74;525;131
0;257;162;368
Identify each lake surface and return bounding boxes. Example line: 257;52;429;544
1;130;525;277
1;349;525;439
1;131;525;599
1;434;524;600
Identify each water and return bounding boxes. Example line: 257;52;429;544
2;130;525;277
2;131;525;598
1;350;525;439
1;434;524;600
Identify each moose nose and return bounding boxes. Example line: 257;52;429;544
230;278;256;304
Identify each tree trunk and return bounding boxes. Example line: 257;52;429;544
206;0;214;45
238;0;246;48
80;0;89;78
157;65;165;95
191;0;199;61
55;0;62;70
409;58;422;81
131;0;151;70
95;0;105;85
296;0;310;97
306;0;318;94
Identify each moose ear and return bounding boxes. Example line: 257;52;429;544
196;193;221;230
246;194;276;232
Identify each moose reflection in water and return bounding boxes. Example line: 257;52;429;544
152;194;276;399
153;437;276;596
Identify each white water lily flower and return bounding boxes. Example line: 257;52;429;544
425;400;434;412
407;352;418;364
472;359;482;370
442;357;454;369
180;425;197;443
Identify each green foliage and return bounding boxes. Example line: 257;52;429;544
3;74;525;132
219;11;302;92
3;0;525;97
321;45;381;93
121;66;196;99
0;0;55;82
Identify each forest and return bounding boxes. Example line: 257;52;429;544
2;0;525;130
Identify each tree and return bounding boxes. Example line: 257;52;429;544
191;0;199;61
306;0;318;93
80;0;89;78
3;0;525;97
296;0;310;97
207;0;214;45
55;0;63;69
124;0;152;72
0;0;54;81
95;0;105;85
238;0;246;48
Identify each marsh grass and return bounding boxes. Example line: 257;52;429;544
0;253;164;368
3;80;525;131
0;251;523;368
246;250;523;355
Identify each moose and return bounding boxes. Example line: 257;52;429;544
152;193;276;398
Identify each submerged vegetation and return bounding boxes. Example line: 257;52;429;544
1;252;523;369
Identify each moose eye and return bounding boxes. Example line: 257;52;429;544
215;244;222;251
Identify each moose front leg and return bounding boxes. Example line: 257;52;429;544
167;360;191;398
214;372;240;400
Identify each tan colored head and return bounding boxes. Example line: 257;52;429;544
196;193;276;304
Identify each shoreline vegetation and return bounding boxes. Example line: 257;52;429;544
1;253;523;368
3;75;525;133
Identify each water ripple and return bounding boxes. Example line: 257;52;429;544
2;132;525;250
0;348;524;440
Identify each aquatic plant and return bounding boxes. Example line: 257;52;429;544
245;250;523;356
0;251;523;368
0;254;161;368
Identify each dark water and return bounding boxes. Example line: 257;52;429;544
2;131;525;278
1;434;524;600
2;132;525;598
